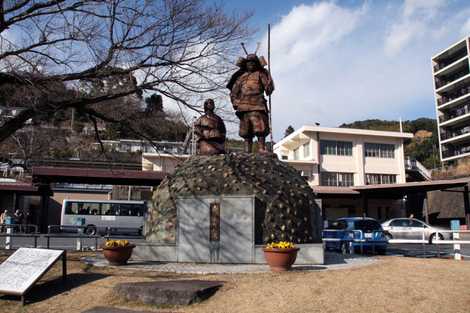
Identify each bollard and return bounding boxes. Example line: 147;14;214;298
454;232;461;260
76;228;83;251
74;217;86;251
451;220;461;260
5;217;12;250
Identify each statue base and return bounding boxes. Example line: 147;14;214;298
142;153;324;264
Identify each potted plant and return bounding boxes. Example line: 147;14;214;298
102;239;135;265
263;241;300;272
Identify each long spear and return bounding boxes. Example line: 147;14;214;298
268;24;273;151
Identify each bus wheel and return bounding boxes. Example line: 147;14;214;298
85;225;97;236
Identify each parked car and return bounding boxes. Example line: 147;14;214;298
381;218;452;243
323;217;388;255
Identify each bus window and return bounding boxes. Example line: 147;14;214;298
116;204;145;216
86;203;100;215
119;204;133;216
65;202;79;215
101;203;111;215
101;203;118;215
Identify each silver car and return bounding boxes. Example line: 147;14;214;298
381;218;452;243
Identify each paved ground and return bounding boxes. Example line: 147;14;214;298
83;252;378;274
1;235;470;260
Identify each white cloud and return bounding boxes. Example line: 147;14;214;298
461;18;470;36
253;1;470;140
263;2;365;73
384;0;448;56
403;0;447;18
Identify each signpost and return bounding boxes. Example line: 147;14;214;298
5;216;12;250
451;219;461;260
0;248;67;305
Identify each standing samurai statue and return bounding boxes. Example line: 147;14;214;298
227;53;274;153
194;99;226;155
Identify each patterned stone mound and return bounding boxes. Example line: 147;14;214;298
145;152;321;244
113;280;223;306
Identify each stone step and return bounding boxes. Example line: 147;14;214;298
113;280;223;306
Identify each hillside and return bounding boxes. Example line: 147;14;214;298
339;118;439;169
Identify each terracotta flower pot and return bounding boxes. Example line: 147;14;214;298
263;247;300;272
103;245;135;265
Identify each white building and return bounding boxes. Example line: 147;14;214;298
274;126;414;220
142;153;188;173
432;37;470;163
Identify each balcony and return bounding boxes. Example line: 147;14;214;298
441;126;470;143
433;44;468;72
436;73;470;95
435;67;470;89
439;103;470;126
437;91;470;109
442;143;470;160
434;56;469;77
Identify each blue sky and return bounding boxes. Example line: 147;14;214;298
216;0;470;139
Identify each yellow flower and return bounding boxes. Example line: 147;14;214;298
265;241;295;249
105;239;130;248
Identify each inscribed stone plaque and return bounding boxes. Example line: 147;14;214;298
0;248;64;295
209;202;220;242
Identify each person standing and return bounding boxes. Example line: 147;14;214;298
0;210;4;232
15;209;24;232
1;209;11;232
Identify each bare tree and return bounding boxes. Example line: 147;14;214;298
0;0;251;143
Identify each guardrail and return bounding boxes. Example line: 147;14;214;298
47;224;142;236
0;224;38;234
323;228;470;260
0;224;143;251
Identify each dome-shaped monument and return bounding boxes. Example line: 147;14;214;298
145;152;322;245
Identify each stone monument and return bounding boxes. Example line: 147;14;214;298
139;48;323;265
143;153;323;263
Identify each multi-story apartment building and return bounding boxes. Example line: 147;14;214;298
274;126;414;220
432;37;470;163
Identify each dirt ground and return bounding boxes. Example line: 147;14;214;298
1;253;470;313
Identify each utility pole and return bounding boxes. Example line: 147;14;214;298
268;24;273;151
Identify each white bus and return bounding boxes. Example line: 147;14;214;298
60;199;147;235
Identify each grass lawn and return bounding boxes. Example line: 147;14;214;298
1;253;470;313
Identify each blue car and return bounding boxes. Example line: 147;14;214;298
323;217;388;255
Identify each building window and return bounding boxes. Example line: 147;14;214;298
303;142;310;158
365;174;397;185
320;140;352;156
321;172;354;187
293;148;300;160
281;155;288;160
365;143;395;158
299;169;312;178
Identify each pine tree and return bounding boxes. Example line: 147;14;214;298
284;125;295;138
